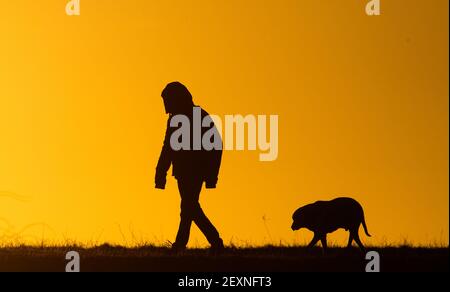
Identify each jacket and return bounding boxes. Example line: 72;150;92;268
156;106;223;188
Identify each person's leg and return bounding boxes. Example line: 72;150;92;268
178;178;223;248
173;180;196;250
193;205;222;246
190;180;223;247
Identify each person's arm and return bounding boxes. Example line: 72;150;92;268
155;117;173;189
205;148;222;189
205;123;223;189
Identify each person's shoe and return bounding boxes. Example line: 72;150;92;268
209;239;225;256
170;243;187;255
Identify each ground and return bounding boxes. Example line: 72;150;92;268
0;245;448;272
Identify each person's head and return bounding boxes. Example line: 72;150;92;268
161;82;194;114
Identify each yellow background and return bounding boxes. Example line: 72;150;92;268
0;0;448;247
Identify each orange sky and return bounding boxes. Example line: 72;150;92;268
0;0;448;247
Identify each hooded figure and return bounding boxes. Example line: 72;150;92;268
155;82;224;252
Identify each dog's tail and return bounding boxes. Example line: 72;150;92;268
362;214;371;237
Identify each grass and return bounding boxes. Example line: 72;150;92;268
0;244;448;272
0;213;448;272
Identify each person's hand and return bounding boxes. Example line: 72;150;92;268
205;178;218;189
155;172;167;190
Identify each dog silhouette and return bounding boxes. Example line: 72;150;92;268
292;197;371;252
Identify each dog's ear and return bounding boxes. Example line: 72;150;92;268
292;207;303;220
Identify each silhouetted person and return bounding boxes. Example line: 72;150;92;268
155;82;224;253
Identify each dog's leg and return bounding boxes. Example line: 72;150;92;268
307;234;320;249
320;235;328;254
347;233;354;248
353;231;366;253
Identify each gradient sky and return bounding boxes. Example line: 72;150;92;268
0;0;448;247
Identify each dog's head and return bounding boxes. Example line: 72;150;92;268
291;204;315;231
291;207;306;231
